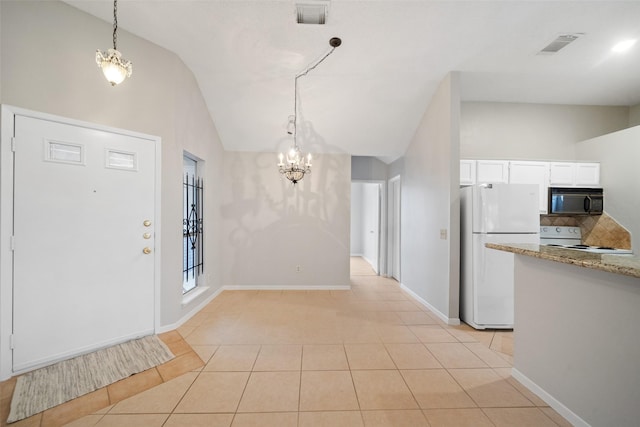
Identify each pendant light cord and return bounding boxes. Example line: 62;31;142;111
292;46;338;148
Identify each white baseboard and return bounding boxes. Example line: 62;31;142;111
512;368;590;427
350;253;364;257
400;283;460;325
156;286;224;334
223;285;351;291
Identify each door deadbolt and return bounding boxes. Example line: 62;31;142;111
143;247;152;254
143;220;152;227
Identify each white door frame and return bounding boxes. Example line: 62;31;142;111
0;105;162;380
387;175;401;281
351;179;387;276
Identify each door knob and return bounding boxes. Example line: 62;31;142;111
143;233;151;239
143;220;152;227
143;247;152;254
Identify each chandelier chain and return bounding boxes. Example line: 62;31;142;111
112;0;118;50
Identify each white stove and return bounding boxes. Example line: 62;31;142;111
539;226;633;255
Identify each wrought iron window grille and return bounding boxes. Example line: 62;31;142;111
183;172;203;293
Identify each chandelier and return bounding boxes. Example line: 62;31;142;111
278;37;342;185
96;0;132;86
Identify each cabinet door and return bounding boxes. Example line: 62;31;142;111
509;161;550;214
575;163;600;187
549;162;575;186
476;160;509;184
460;160;476;185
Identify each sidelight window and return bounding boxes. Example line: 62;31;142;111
183;155;203;294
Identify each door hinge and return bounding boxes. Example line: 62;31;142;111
10;235;15;251
11;137;16;152
9;334;15;350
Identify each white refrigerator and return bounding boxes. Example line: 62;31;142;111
460;183;539;329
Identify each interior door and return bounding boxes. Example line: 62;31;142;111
388;177;401;281
12;115;156;372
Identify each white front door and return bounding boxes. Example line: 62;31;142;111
12;114;157;373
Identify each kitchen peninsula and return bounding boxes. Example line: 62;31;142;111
487;243;640;427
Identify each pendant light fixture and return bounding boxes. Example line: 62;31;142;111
278;37;342;185
95;0;132;86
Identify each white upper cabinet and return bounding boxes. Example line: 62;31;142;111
549;162;575;186
549;162;600;187
476;160;509;184
460;160;476;185
508;161;550;214
575;163;600;187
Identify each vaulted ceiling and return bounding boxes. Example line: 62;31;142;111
64;1;640;162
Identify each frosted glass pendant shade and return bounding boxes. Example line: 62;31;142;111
96;48;132;86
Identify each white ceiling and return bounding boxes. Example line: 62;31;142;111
64;0;640;163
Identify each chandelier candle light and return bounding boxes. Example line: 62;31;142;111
278;37;342;185
96;0;132;86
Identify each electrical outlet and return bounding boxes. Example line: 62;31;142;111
440;229;448;240
296;265;302;273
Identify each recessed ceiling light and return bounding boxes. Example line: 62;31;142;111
611;39;637;53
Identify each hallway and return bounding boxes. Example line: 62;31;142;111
2;259;569;426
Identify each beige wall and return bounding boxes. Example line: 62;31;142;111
576;126;640;249
1;0;225;326
351;156;388;181
630;104;640;127
222;152;351;288
400;72;460;322
460;102;629;160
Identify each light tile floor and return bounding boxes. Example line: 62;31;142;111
0;257;572;426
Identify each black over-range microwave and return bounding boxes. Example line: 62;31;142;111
548;187;604;215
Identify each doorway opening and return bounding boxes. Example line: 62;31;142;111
387;175;401;282
350;181;383;276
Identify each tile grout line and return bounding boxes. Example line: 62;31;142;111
229;344;262;419
22;268;568;426
161;344;218;423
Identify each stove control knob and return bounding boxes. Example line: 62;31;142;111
556;227;561;233
542;227;548;232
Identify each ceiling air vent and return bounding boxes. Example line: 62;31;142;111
296;2;329;25
539;34;582;54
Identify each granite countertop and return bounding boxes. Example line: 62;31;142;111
485;243;640;279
